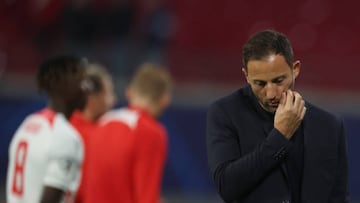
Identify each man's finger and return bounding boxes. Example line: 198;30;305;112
285;90;294;108
293;91;302;109
300;106;307;120
279;91;286;106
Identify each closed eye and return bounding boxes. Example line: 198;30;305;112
254;80;266;87
272;76;285;84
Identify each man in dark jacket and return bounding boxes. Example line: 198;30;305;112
206;30;349;203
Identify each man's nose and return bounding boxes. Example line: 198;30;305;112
265;83;277;99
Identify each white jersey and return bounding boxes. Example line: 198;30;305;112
6;108;84;203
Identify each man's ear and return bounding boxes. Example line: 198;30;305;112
292;60;301;79
242;67;249;83
159;93;171;110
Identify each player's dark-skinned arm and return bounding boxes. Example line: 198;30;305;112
40;186;63;203
207;91;305;202
329;120;350;203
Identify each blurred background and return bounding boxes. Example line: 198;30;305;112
0;0;360;202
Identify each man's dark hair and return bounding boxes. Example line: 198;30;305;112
36;55;88;95
242;30;294;70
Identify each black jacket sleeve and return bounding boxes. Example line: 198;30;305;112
329;119;350;203
206;102;291;202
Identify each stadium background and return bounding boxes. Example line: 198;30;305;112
0;0;359;202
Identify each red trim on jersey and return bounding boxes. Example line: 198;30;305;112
37;108;56;127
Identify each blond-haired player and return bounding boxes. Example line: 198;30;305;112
85;63;172;203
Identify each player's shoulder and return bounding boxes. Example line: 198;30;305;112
99;107;140;129
51;113;83;148
135;111;167;138
141;118;166;136
50;114;84;157
54;113;79;134
21;108;56;126
14;109;57;136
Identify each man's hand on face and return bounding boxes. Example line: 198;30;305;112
274;90;306;140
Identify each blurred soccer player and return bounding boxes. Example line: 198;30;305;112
6;55;89;203
85;63;173;203
70;63;116;203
